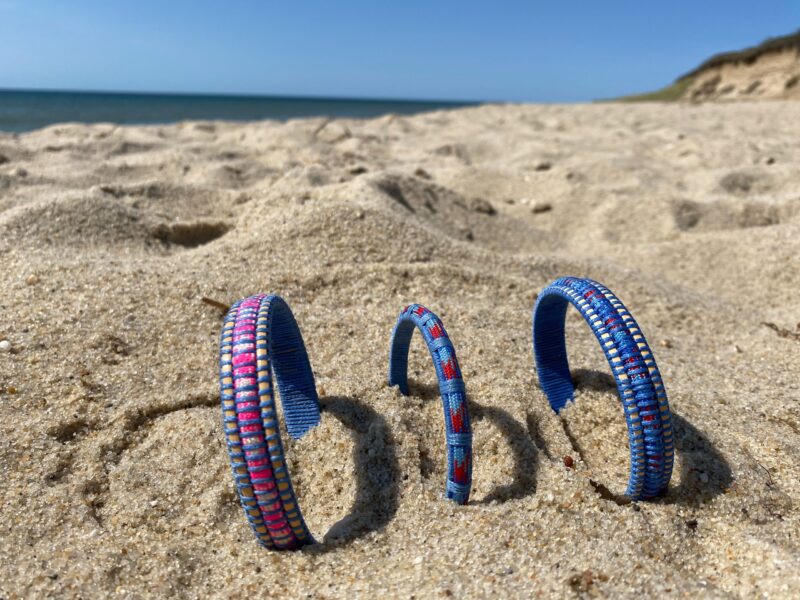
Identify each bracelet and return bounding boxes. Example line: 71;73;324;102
219;294;320;549
388;304;472;504
532;277;673;499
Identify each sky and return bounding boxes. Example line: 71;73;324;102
0;1;798;102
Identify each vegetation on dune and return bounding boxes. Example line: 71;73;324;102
613;78;695;103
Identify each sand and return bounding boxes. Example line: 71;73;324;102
0;101;799;598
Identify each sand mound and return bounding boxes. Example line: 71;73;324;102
1;102;799;598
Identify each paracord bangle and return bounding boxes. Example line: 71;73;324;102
388;304;472;504
219;294;320;550
532;277;673;499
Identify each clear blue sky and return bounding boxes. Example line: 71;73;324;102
1;1;798;102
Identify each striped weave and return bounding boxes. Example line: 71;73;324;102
388;304;472;504
532;277;673;499
219;294;320;550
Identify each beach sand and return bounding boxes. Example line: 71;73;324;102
1;101;799;598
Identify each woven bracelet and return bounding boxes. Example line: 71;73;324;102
219;294;320;550
388;304;472;504
532;277;673;499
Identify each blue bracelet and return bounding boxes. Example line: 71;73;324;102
532;277;673;499
220;294;320;550
388;304;472;504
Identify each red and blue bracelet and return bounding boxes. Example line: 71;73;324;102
388;304;472;504
219;294;320;549
532;277;673;500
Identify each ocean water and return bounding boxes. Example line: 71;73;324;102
0;89;476;133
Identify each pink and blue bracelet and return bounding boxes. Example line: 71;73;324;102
219;294;319;550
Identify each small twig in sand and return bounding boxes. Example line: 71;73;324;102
761;322;800;341
312;118;332;138
201;297;230;313
756;460;774;487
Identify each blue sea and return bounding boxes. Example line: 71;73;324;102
0;89;476;133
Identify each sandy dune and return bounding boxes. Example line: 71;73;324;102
678;30;800;103
1;101;799;598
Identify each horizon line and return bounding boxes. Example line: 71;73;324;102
0;86;491;106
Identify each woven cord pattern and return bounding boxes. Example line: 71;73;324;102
220;294;320;550
532;277;673;500
586;279;674;495
388;304;472;504
220;299;276;549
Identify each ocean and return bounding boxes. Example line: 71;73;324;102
0;89;476;133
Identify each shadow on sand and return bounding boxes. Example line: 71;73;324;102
304;395;400;554
568;368;733;505
405;378;542;504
